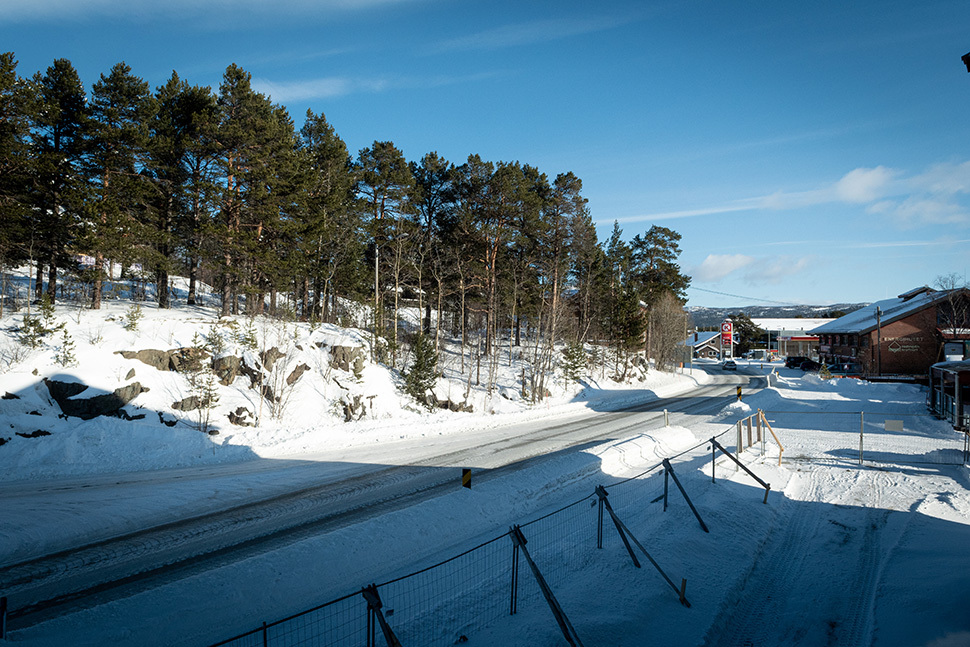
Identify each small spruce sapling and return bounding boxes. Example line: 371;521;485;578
188;365;220;435
404;333;439;410
561;342;587;384
121;303;144;332
54;328;77;367
18;314;45;348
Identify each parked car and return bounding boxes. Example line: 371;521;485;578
828;362;864;378
785;356;810;369
799;359;822;372
722;360;737;370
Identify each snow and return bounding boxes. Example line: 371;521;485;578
1;292;969;646
810;287;947;334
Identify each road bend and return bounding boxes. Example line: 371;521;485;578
0;367;764;629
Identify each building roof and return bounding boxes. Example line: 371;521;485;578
680;331;719;348
752;318;834;333
809;287;952;335
931;359;970;374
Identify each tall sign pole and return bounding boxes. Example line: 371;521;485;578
721;320;734;359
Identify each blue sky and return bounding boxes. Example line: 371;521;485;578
4;0;970;308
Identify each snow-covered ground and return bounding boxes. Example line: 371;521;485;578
1;292;969;646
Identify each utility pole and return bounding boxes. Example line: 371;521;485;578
876;306;882;376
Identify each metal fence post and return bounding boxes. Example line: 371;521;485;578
711;439;716;483
664;466;670;512
1;596;6;640
736;422;742;470
859;411;864;465
262;621;268;647
510;538;520;615
596;494;604;549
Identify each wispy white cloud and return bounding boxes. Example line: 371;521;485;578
834;166;898;203
0;0;418;22
253;77;382;102
253;70;502;102
605;161;970;229
428;13;639;54
691;254;755;282
691;253;814;285
741;256;813;285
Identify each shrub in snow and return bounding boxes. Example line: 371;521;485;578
18;314;45;348
561;342;587;384
404;333;438;410
121;303;144;332
53;328;77;367
187;366;220;435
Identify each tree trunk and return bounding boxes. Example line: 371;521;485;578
92;252;103;310
34;263;43;301
157;266;169;309
187;256;197;306
46;263;57;303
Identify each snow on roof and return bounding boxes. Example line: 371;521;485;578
810;288;947;335
931;359;970;373
751;318;834;332
680;331;720;347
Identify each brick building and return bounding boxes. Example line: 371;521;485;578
810;287;970;377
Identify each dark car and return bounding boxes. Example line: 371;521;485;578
785;356;810;369
722;360;737;370
799;359;822;372
828;362;864;378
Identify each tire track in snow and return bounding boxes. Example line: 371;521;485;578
704;471;824;647
2;374;759;629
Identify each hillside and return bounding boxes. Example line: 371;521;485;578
0;273;696;482
687;302;867;328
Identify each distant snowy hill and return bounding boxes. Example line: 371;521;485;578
688;303;867;328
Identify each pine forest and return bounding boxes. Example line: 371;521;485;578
0;54;693;397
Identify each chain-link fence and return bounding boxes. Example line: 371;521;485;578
210;405;964;647
760;410;969;466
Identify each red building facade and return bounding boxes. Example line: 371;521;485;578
812;287;970;377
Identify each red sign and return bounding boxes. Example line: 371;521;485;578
721;321;733;348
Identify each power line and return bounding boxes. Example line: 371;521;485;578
688;286;800;306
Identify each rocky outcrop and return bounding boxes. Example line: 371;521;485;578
116;347;209;373
212;355;242;386
330;345;365;372
436;398;474;413
286;363;310;385
260;347;286;372
16;429;51;438
342;394;366;421
171;395;201;411
228;406;255;426
44;379;149;420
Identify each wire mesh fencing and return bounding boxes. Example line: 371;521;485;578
760;409;968;466
210;402;962;647
210;423;743;647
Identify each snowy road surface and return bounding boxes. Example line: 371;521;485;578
0;366;753;631
6;365;969;647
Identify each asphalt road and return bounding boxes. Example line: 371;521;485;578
0;365;763;630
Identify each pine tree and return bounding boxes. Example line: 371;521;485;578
146;73;217;309
355;141;414;351
214;65;299;317
28;58;87;302
82;62;155;309
0;53;33;276
297;109;359;321
561;341;587;383
404;333;439;409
